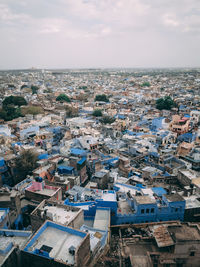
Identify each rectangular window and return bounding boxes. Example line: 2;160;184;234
175;208;178;212
151;208;154;213
190;251;195;256
141;209;144;214
146;208;149;214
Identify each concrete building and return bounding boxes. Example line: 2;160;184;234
108;222;200;267
113;183;185;225
0;229;32;267
92;170;110;189
25;180;62;202
169;115;190;135
30;199;84;232
22;220;90;267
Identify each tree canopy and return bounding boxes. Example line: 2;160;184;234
141;82;150;87
56;94;71;103
21;84;28;90
156;96;176;110
0;96;27;121
100;116;115;124
92;109;102;117
31;85;39;94
95;94;109;102
2;96;27;107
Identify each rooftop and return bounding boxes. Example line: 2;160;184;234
179;169;198;180
153;225;174;248
135;195;156;205
168;224;200;241
164;194;185;203
0;229;32;266
184;196;200;209
93;208;110;231
40;205;80;225
26;181;60;197
24;221;87;265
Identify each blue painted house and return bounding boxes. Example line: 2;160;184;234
23;220;90;266
112;183;185;225
64;189;117;218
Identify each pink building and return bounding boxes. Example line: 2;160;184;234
169;115;190;135
25;180;62;202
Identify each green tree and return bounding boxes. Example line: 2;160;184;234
1;96;26;121
14;149;38;183
21;84;28;90
2;96;27;107
8;84;16;88
56;94;71;103
0;105;23;121
141;82;150;87
95;94;109;102
15;96;28;106
100;116;115;124
31;85;39;94
92;109;102;117
156;96;176;110
0;109;7;120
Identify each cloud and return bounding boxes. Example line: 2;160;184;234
0;3;30;24
163;14;179;27
0;0;200;68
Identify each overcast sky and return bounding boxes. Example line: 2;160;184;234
0;0;200;69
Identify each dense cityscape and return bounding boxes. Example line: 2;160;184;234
0;68;199;266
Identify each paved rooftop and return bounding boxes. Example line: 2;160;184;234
43;205;79;225
168;224;200;241
135;195;156;205
27;226;84;265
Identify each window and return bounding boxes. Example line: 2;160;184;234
190;251;195;256
151;208;154;213
141;209;144;214
146;208;149;214
175;208;178;212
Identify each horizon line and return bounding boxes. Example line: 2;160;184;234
0;66;200;71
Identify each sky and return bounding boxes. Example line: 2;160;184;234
0;0;200;69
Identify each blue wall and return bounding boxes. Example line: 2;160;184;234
24;221;87;258
112;194;185;225
64;198;117;218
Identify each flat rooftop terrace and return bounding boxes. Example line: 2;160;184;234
135;195;156;205
118;200;133;215
184;196;200;209
33;188;56;196
43;205;79;225
93;209;110;231
25;222;86;265
168;224;200;241
26;182;59;197
0;230;32;265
